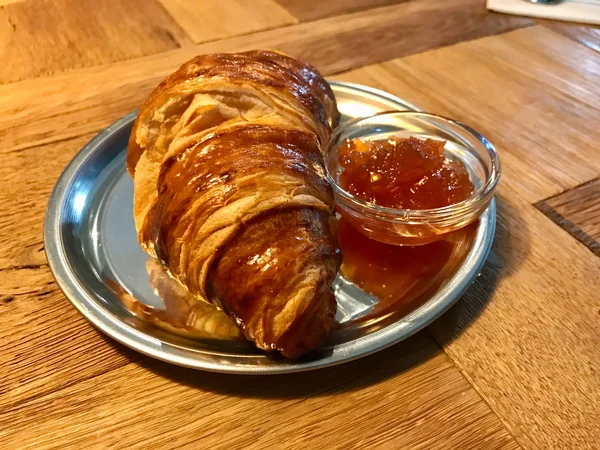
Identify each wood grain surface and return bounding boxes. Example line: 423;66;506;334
0;267;138;412
539;19;600;54
1;0;599;449
158;0;298;43
0;0;192;83
275;0;407;21
0;0;531;157
0;330;519;450
333;26;600;204
0;1;531;269
430;188;600;449
0;134;98;269
331;28;600;447
537;178;600;256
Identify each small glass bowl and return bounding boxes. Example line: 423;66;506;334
325;111;501;246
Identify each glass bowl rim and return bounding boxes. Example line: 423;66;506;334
324;110;501;219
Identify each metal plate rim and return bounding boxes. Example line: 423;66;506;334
44;81;495;374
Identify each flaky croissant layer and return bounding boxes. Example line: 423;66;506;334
128;50;341;357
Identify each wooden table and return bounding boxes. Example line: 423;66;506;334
1;1;599;448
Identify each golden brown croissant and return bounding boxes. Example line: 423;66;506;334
127;51;341;357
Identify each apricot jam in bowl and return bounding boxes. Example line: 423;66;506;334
325;111;500;246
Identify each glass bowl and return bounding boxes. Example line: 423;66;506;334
325;111;501;246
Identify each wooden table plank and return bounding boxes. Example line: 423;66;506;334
0;0;192;84
158;0;298;44
0;0;532;153
330;26;600;449
0;267;138;412
0;132;515;449
536;178;600;257
0;334;519;450
275;0;406;22
0;1;532;271
0;134;97;269
333;26;600;204
429;188;600;449
1;2;598;448
539;19;600;54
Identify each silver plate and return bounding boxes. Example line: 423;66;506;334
44;81;496;374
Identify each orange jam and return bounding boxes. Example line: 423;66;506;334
338;136;474;209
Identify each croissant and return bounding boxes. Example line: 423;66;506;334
127;51;341;357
